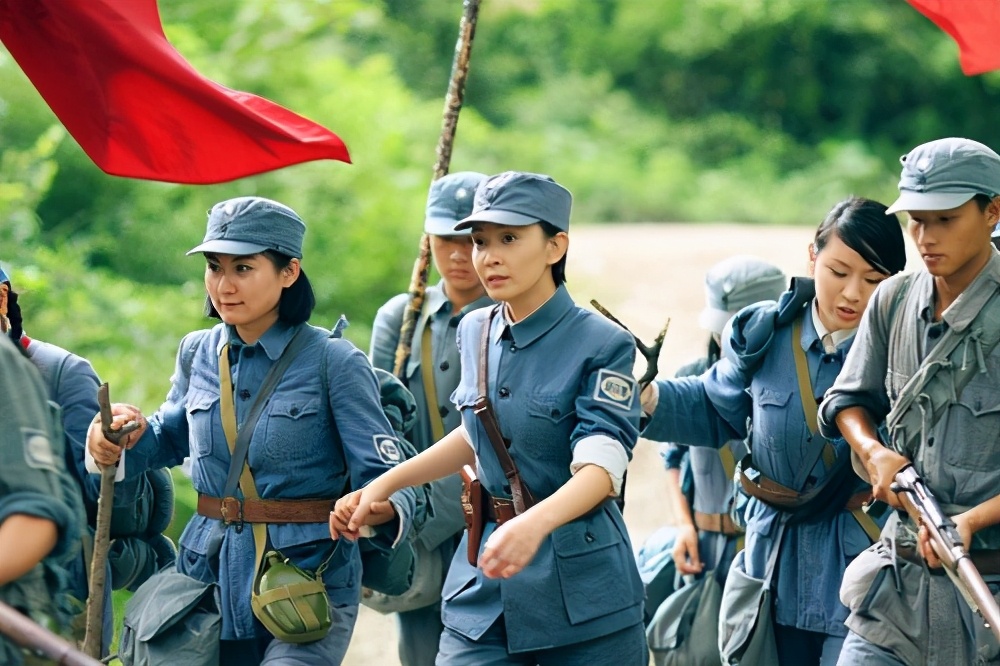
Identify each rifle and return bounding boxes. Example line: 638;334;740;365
81;383;139;658
392;0;483;377
0;600;101;666
892;464;1000;642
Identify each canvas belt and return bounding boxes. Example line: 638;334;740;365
896;545;1000;577
485;495;516;525
197;494;336;525
693;511;741;535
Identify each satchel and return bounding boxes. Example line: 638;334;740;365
119;567;220;666
647;569;723;666
359;541;444;614
718;522;785;665
635;525;679;626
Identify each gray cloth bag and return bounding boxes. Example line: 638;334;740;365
647;567;724;665
718;522;785;665
119;566;220;666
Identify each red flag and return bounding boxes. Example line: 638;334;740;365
0;0;350;184
906;0;1000;76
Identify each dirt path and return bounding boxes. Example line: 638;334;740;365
343;221;918;665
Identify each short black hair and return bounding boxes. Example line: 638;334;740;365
539;221;567;286
203;250;315;325
815;197;906;276
973;193;999;212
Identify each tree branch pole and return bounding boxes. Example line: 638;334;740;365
0;600;102;666
393;0;483;377
81;383;138;658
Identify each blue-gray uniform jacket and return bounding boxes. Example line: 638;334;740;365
662;356;741;579
121;320;417;640
441;285;644;653
0;337;84;665
370;282;493;551
645;280;881;637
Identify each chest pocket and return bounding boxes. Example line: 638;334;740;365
527;392;575;425
186;389;220;461
944;380;1000;470
261;397;322;465
750;387;795;455
523;392;575;462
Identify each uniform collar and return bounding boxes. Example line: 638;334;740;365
809;300;855;353
426;280;493;320
217;320;299;361
493;284;574;349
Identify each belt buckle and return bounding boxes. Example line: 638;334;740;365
220;496;244;533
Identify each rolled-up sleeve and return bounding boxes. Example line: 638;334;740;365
570;434;629;496
818;283;894;438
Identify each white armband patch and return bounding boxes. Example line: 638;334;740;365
593;369;636;411
373;435;403;465
22;428;58;473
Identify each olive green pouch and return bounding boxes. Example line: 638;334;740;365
250;550;332;644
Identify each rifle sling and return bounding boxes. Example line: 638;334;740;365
474;306;534;515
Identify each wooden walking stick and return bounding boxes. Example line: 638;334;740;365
590;300;670;390
392;0;483;377
0;600;102;666
81;383;139;658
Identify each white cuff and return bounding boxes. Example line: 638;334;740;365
641;381;660;416
84;447;125;481
570;434;629;496
459;424;474;450
386;498;407;548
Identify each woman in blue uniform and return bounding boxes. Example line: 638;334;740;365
331;171;647;665
87;196;416;666
641;197;907;665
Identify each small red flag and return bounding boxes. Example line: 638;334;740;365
906;0;1000;76
0;0;350;184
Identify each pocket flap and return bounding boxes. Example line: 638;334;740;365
269;397;319;420
757;389;791;408
125;569;218;641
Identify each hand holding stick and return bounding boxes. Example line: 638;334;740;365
590;299;669;390
81;384;139;658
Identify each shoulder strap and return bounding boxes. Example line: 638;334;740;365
473;306;535;513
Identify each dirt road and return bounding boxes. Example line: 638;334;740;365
343;221;918;665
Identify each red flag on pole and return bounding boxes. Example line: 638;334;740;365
0;0;350;184
906;0;1000;76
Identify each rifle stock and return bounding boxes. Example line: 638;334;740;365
0;600;101;666
892;464;1000;642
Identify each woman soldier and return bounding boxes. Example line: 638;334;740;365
86;197;416;666
641;197;906;665
331;171;647;665
661;256;786;585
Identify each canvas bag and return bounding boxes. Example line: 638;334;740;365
119;567;220;666
636;525;680;627
718;521;785;665
647;548;726;666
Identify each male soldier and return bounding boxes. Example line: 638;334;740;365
368;172;492;666
1;265;174;655
819;137;1000;664
0;332;85;665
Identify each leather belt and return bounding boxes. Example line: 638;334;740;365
197;493;335;525
485;497;516;525
896;545;1000;576
844;491;873;511
694;511;741;535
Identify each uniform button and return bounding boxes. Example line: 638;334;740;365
551;408;560;418
928;326;942;340
244;347;256;358
927;436;935;448
498;387;511;398
439;361;450;372
584;532;595;543
239;389;251;400
510;344;517;353
290;407;300;416
439;405;449;418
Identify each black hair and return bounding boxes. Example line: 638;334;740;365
4;287;23;344
706;335;721;366
539;221;568;286
973;193;999;212
814;197;906;276
203;250;315;325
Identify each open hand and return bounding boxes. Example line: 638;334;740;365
479;515;545;579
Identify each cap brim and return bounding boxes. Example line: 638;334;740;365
453;209;540;232
698;307;733;335
885;190;975;215
424;215;471;236
186;240;271;256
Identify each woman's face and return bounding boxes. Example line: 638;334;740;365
430;234;483;296
810;233;888;333
470;223;566;319
204;253;298;342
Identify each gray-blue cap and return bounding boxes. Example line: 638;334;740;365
0;266;9;284
886;137;1000;215
187;196;306;259
424;172;488;236
453;171;572;232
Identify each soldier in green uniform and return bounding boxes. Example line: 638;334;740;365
0;334;85;665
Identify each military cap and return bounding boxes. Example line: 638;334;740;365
424;172;488;236
454;171;572;232
187;196;305;259
887;138;1000;214
699;256;787;334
